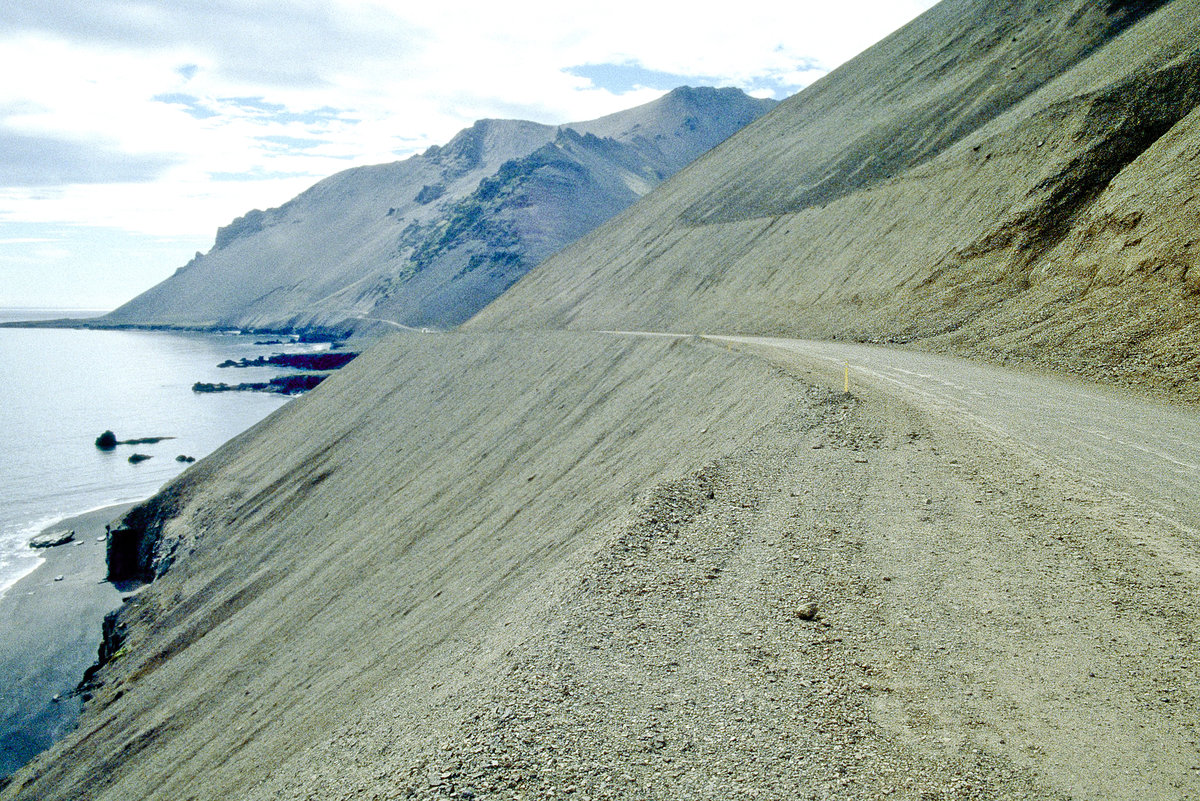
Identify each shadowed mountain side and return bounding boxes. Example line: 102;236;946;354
364;126;741;329
0;332;800;801
98;88;773;334
467;0;1200;401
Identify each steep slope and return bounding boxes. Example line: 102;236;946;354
5;332;1198;800
469;0;1200;401
0;332;806;799
7;1;1200;798
99;87;773;333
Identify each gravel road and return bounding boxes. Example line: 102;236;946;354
713;336;1200;581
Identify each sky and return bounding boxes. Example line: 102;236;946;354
0;0;938;310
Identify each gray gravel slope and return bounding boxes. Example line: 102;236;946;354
5;332;1196;800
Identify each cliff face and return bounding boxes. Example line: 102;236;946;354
469;0;1200;400
99;88;773;334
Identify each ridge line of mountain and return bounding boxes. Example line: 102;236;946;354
79;86;774;337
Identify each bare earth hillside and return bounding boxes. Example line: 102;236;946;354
97;88;773;334
469;0;1200;402
4;1;1200;799
4;333;1197;800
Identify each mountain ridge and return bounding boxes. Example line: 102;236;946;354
98;87;774;334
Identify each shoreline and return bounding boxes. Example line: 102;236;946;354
0;502;136;780
0;502;141;601
0;317;358;342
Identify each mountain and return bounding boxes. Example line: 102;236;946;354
99;87;774;334
5;2;1200;800
469;0;1200;400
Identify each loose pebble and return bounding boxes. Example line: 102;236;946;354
796;602;819;621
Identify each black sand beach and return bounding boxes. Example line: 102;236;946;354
0;504;134;780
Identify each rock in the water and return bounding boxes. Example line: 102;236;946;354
120;436;174;445
217;352;358;371
193;373;327;395
128;453;152;464
30;530;75;548
175;455;196;463
95;430;118;450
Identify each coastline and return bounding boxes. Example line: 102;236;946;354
0;503;136;780
0;503;124;601
0;316;363;342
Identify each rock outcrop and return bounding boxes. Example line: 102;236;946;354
103;488;194;586
28;530;74;549
95;432;175;450
192;374;327;395
217;352;357;370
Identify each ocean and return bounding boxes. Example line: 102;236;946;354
0;308;319;598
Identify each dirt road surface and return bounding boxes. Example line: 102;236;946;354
715;335;1200;577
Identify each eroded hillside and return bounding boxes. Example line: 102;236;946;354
6;1;1200;799
0;332;804;799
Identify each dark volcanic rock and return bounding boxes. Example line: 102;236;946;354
104;489;189;586
120;436;174;446
193;373;328;395
79;607;130;697
96;431;174;449
105;523;143;583
127;454;152;464
192;381;233;393
217;352;357;370
269;374;326;393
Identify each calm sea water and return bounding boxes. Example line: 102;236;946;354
0;308;317;597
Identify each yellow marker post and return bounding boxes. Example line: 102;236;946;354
844;362;849;394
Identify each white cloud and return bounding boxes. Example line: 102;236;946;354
0;0;938;305
0;175;322;238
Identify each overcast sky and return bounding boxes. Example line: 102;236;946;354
0;0;937;309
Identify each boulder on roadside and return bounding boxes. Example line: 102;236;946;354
29;529;75;548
